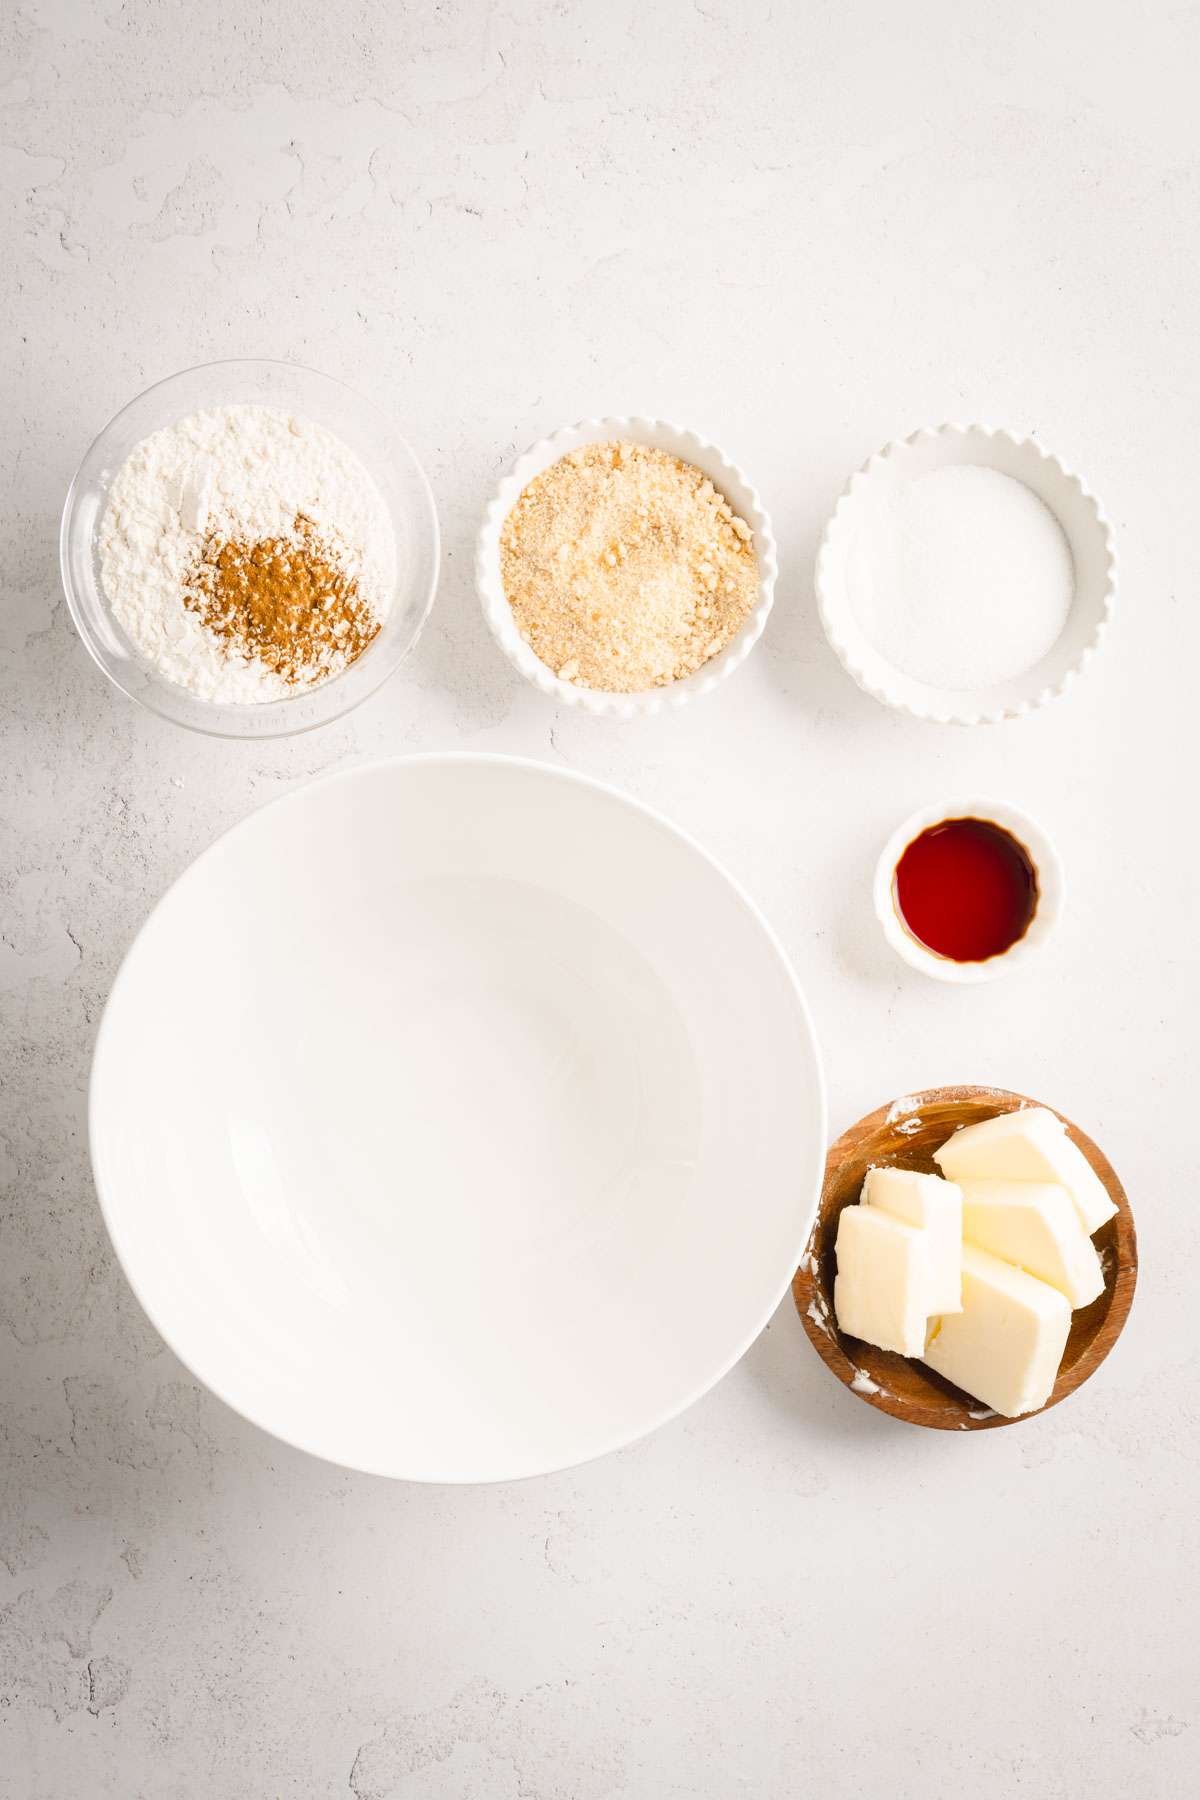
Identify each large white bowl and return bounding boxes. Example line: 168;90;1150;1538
90;756;824;1481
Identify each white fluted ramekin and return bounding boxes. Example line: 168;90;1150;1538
816;425;1117;726
476;418;777;717
873;798;1064;983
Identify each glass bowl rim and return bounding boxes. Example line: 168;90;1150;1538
59;356;440;740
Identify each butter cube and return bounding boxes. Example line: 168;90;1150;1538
833;1205;929;1356
933;1107;1117;1236
923;1245;1071;1417
862;1166;962;1314
960;1180;1105;1309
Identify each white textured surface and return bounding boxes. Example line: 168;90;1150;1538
2;3;1197;1795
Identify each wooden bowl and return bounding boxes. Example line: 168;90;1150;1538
793;1086;1137;1430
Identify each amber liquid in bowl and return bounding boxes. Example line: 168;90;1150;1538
893;817;1037;962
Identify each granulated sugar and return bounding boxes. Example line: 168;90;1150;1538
849;465;1074;690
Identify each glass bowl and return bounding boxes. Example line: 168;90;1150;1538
60;359;440;739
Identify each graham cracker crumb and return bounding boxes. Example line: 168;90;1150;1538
500;441;759;692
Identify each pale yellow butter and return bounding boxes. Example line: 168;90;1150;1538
959;1179;1105;1309
923;1245;1071;1417
861;1166;962;1314
933;1107;1116;1236
833;1205;930;1357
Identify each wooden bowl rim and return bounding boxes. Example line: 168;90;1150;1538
792;1085;1138;1431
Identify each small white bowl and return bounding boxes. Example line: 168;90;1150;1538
476;417;777;717
817;424;1117;725
873;798;1064;983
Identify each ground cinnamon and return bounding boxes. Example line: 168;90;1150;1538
183;513;381;688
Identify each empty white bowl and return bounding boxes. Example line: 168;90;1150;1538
90;755;825;1481
816;425;1117;725
476;418;778;717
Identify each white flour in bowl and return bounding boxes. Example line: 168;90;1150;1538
848;464;1074;690
97;404;396;703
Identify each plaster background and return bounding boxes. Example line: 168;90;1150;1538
2;3;1196;1794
